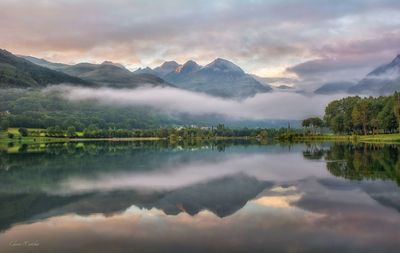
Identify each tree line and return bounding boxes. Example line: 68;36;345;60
11;124;292;139
297;92;400;137
324;92;400;135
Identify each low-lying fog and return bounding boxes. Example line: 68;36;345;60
51;85;347;120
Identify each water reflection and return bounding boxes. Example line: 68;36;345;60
302;142;400;185
326;143;400;185
0;141;400;252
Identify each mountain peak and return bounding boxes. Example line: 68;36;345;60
393;54;400;64
175;60;200;73
0;49;12;56
101;61;126;69
159;61;180;70
367;54;400;76
205;58;244;73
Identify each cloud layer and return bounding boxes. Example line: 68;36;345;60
1;0;400;91
55;85;345;120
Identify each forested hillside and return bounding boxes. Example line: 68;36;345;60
0;89;170;130
0;50;90;88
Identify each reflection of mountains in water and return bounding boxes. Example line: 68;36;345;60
0;174;272;232
0;141;267;194
138;174;273;217
317;178;400;214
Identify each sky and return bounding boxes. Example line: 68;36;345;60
1;0;400;90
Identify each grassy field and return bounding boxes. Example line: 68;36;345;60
358;133;400;143
0;128;69;144
288;133;400;144
0;128;255;145
4;127;400;145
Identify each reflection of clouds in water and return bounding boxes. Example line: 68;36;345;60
3;142;400;252
2;179;400;253
52;152;330;194
270;185;297;192
251;195;302;208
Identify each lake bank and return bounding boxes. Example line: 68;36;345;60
0;127;266;145
277;133;400;144
0;133;258;145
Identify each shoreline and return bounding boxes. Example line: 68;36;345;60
278;133;400;144
1;136;257;144
68;136;255;141
69;137;165;141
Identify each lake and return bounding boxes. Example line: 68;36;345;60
0;140;400;252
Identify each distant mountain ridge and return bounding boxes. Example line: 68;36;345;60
348;54;400;95
136;58;272;98
314;81;355;94
61;61;171;88
16;50;272;98
19;54;172;88
313;54;400;95
134;61;181;77
0;49;90;88
154;61;181;76
367;54;400;77
18;55;70;71
19;53;270;96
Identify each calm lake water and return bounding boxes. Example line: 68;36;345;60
0;140;400;252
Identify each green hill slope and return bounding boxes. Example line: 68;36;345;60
0;49;90;88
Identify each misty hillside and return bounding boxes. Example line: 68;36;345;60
18;55;70;71
348;54;400;95
20;55;172;89
0;49;90;88
19;54;172;88
61;62;172;88
314;82;355;94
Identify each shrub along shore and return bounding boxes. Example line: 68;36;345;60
0;125;286;144
277;132;400;144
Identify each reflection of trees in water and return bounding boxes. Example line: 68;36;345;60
302;143;327;160
0;140;263;193
321;143;400;185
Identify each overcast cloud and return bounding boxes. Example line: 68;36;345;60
1;0;400;91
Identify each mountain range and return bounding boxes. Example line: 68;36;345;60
18;55;171;89
314;81;355;94
4;48;400;97
60;62;171;88
0;173;272;231
0;49;272;98
348;54;400;94
314;54;400;95
135;58;272;98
